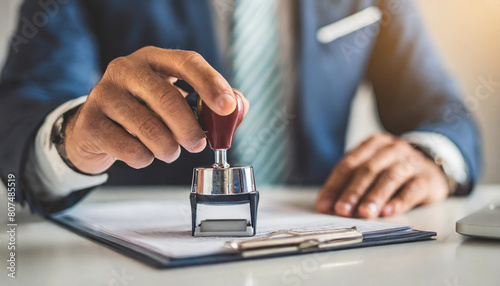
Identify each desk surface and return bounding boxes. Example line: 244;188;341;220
1;185;499;286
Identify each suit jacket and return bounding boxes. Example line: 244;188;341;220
0;0;481;215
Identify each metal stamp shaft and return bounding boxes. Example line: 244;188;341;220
214;149;230;168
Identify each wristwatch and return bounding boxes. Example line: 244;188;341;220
410;143;458;196
50;106;86;175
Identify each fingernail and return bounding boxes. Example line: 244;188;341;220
217;93;235;111
363;203;378;217
383;203;394;216
317;200;332;213
191;138;206;152
166;146;181;163
336;202;352;215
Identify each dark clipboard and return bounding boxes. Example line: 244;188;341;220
50;215;436;269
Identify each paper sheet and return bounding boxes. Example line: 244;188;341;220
53;200;410;259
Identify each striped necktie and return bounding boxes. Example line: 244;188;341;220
230;0;290;185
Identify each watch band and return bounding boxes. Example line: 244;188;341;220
410;143;458;196
50;106;93;176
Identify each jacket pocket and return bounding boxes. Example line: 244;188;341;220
316;6;382;44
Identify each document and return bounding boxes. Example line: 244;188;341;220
51;199;434;268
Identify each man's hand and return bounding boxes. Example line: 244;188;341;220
65;47;248;174
316;133;449;218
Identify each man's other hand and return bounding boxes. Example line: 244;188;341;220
316;133;449;218
65;47;248;174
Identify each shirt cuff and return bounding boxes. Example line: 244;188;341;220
31;96;108;197
401;131;469;188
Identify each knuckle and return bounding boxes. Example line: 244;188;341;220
202;74;222;87
369;133;393;144
131;46;160;62
336;163;351;177
369;133;384;141
83;124;109;151
89;115;114;136
380;133;394;140
340;157;356;173
406;152;424;170
89;83;109;104
123;143;154;169
137;45;156;54
92;86;128;114
105;57;135;83
155;87;181;112
362;133;384;147
400;160;416;176
180;50;205;69
361;161;378;175
107;56;130;73
392;138;409;150
98;119;115;134
183;50;203;61
139;117;164;142
385;166;406;182
79;110;108;138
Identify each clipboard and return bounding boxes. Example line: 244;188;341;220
50;200;437;269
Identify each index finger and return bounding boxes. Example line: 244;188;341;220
134;47;236;116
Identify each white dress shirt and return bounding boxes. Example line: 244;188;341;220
28;96;108;197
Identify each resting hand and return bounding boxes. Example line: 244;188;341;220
316;133;449;218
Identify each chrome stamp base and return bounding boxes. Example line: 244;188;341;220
191;165;256;195
191;165;259;237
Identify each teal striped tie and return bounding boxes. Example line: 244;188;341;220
230;0;290;185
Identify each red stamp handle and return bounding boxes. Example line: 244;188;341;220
201;93;245;150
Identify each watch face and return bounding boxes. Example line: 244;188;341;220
434;156;444;166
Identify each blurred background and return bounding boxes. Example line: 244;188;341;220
1;0;499;184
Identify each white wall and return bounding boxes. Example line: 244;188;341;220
0;0;22;195
0;0;22;66
0;0;499;183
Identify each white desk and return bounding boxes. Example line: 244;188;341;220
1;185;499;286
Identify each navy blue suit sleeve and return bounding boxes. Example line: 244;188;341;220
0;0;100;214
367;1;481;195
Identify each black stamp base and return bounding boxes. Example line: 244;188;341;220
190;192;260;236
